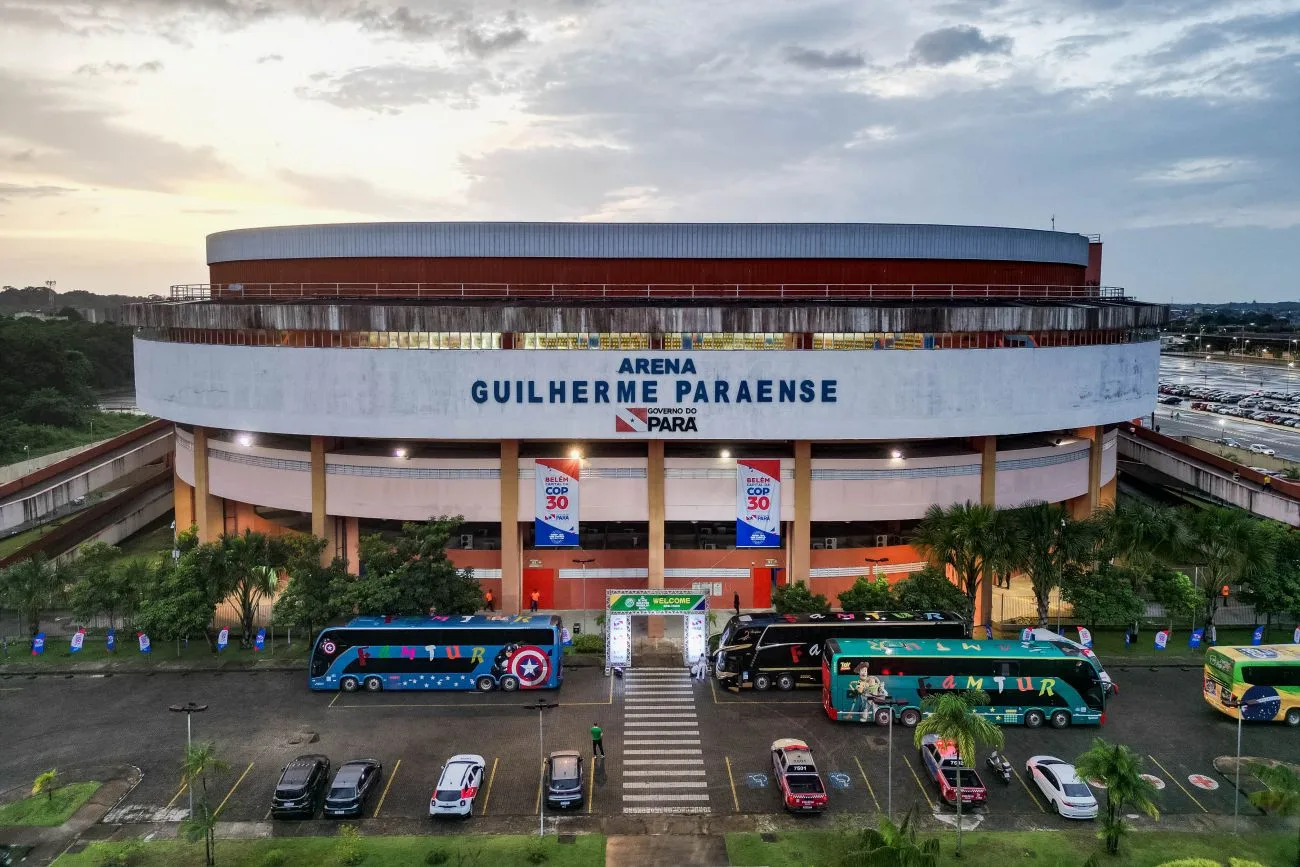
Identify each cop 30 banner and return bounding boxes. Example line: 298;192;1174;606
535;458;580;546
736;458;781;548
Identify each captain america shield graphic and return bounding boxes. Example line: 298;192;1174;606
506;646;551;688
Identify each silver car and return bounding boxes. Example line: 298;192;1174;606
429;754;485;818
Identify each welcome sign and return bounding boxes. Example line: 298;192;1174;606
534;458;580;546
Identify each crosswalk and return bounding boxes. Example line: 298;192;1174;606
620;667;711;815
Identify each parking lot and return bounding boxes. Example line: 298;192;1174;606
1;662;1297;829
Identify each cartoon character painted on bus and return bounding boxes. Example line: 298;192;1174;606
848;662;887;722
491;642;553;689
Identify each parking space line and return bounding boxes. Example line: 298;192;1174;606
213;762;254;819
724;756;740;813
164;781;188;810
1011;766;1046;812
263;807;271;821
1148;755;1208;813
328;693;340;708
853;756;880;812
901;754;934;810
587;755;595;815
535;760;544;815
372;758;401;818
480;757;499;815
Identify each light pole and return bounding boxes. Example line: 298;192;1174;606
877;696;906;819
169;702;208;817
573;558;595;614
525;697;559;837
863;557;888;583
1233;695;1273;834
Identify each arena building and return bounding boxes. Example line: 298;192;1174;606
126;222;1165;627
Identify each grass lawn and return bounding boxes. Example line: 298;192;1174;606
727;829;1295;867
0;782;101;827
55;834;605;867
1090;626;1263;661
2;629;309;667
0;516;74;558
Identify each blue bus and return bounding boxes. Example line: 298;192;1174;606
309;614;564;693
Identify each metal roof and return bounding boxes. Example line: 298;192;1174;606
207;222;1091;266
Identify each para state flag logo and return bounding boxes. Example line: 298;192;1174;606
615;406;649;432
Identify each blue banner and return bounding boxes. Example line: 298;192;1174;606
254;628;266;652
534;458;580;547
217;628;228;652
106;627;115;652
31;632;45;656
1189;628;1203;649
1252;626;1265;646
983;624;993;640
736;459;781;548
138;632;151;654
1155;630;1169;650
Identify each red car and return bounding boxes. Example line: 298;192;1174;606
770;738;829;813
919;735;986;807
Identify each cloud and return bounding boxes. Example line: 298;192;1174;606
784;45;866;70
75;61;165;76
296;64;490;112
256;53;283;63
278;168;451;217
910;25;1013;66
0;182;77;202
460;24;528;56
1138;157;1256;184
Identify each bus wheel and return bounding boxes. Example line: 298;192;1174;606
900;708;922;727
340;676;359;693
1049;710;1071;728
499;675;520;692
874;708;893;726
777;673;796;691
753;673;772;691
1286;708;1300;727
1024;710;1045;728
364;676;383;693
475;676;497;692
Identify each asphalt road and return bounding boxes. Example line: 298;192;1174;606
1159;356;1300;462
2;662;1297;830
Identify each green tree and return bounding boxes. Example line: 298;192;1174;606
32;769;60;803
1148;569;1202;632
343;517;481;616
772;580;830;614
842;806;939;867
1179;507;1279;624
891;567;971;620
912;691;1003;858
1059;563;1146;633
983;507;1026;601
135;532;228;649
1248;761;1300;867
66;542;124;624
837;576;893;611
1010;502;1096;627
274;556;350;641
912;502;996;619
179;741;229;867
1240;527;1300;636
0;555;63;639
1074;738;1160;856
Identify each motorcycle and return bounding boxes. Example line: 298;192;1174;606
987;750;1012;784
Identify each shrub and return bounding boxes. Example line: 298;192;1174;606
773;581;830;614
333;825;364;866
525;840;549;864
97;840;143;867
259;850;288;867
837;576;893;611
424;850;449;866
572;633;604;653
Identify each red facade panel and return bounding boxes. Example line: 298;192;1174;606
1085;242;1103;286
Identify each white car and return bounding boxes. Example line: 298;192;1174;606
1025;756;1098;819
1249;444;1276;456
429;754;485;818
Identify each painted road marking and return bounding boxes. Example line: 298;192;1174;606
213;762;254;819
1011;766;1046;813
625;758;704;765
624;749;702;755
620;670;710;815
902;754;934;810
624;739;702;746
1189;773;1220;791
587;756;596;815
625;769;707;776
1148;755;1207;813
626;720;698;726
263;807;271;821
535;760;544;815
625;713;698;718
372;758;401;818
480;757;499;815
623;730;703;736
623;781;708;788
164;781;188;810
328;693;340;708
622;794;710;802
624;806;713;814
725;756;741;812
853;757;880;812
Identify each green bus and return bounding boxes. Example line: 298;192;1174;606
1203;644;1300;726
823;637;1108;728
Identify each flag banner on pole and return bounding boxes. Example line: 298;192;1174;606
31;632;45;656
254;628;266;651
534;458;579;547
217;628;229;651
138;632;151;654
1188;628;1203;649
1154;630;1169;650
70;629;85;653
736;459;781;548
1076;626;1093;649
106;627;115;651
1020;627;1034;642
1252;625;1265;646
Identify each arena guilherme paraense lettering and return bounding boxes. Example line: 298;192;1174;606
470;356;839;405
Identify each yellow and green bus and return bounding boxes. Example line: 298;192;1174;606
1203;644;1300;726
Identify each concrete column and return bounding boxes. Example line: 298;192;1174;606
310;436;328;545
647;440;666;640
191;427;222;543
978;436;997;631
1087;428;1103;512
173;474;195;537
790;441;811;585
500;440;521;613
343;516;360;575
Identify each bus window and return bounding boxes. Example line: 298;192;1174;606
996;661;1019;678
1242;666;1300;687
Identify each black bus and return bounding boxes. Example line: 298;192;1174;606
711;611;968;691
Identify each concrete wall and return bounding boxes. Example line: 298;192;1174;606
62;480;173;562
136;339;1158;441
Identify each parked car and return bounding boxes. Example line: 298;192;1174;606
1250;444;1277;456
770;738;828;812
271;754;331;818
1025;756;1099;819
429;754;486;818
544;750;584;810
324;759;382;818
919;734;986;807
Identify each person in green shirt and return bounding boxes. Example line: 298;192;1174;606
591;722;605;757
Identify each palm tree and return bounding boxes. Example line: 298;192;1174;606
1011;502;1096;627
983;508;1026;600
1249;761;1300;867
222;531;279;648
180;741;229;867
913;691;1003;858
912;502;996;622
844;806;939;867
0;555;63;640
1178;507;1279;625
1074;738;1160;856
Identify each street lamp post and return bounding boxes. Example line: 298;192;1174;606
877;696;906;819
863;556;888;582
168;702;208;817
1233;696;1272;834
572;558;595;614
525;697;559;837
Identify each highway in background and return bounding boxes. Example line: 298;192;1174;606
1157;355;1300;463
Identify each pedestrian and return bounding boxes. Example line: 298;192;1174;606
484;589;495;612
694;654;708;681
1221;584;1231;607
590;722;605;758
530;588;540;612
733;591;741;616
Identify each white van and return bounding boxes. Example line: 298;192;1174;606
1027;628;1115;696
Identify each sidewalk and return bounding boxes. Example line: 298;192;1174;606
0;765;140;866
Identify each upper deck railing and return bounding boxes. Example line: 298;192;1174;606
162;283;1125;302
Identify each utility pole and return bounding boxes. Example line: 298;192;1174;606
169;702;208;817
524;697;559;837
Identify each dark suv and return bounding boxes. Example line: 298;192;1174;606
271;754;331;818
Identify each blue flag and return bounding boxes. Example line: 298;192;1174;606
106;627;115;652
32;632;45;656
1252;626;1265;646
1124;631;1132;648
1020;628;1033;642
983;624;993;640
138;632;151;654
254;628;266;652
1189;628;1203;649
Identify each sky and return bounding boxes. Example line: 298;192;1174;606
0;0;1298;302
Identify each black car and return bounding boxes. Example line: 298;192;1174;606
271;754;331;818
323;759;382;819
545;750;584;809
